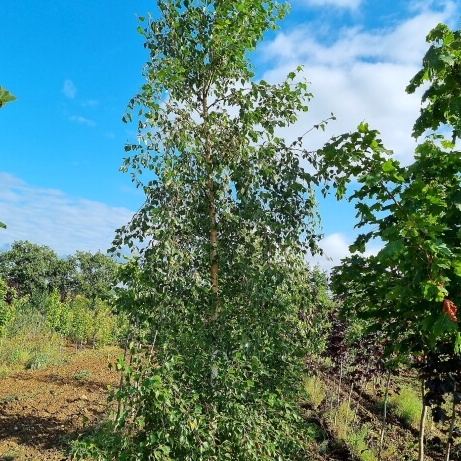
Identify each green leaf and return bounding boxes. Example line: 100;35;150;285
0;86;16;108
452;260;461;277
377;239;405;260
432;314;458;337
382;160;395;173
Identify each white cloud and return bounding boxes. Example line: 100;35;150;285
0;173;134;256
82;99;99;108
310;232;382;271
258;1;458;164
69;115;96;127
299;0;362;9
315;233;351;269
62;79;77;99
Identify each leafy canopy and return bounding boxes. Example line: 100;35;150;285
407;23;461;140
0;241;117;304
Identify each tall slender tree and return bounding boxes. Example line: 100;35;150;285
84;1;327;459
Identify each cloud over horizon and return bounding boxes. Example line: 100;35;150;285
0;173;134;256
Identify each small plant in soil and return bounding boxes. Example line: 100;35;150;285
73;369;92;381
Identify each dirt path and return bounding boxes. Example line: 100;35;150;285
0;347;122;461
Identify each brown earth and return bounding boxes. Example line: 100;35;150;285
1;347;454;461
0;347;122;461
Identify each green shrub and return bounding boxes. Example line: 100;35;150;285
62;295;120;347
0;279;16;339
346;423;377;461
303;375;326;409
7;300;46;337
333;401;355;440
1;343;31;367
26;351;55;370
44;289;67;333
327;400;377;461
0;307;62;370
0;286;122;371
73;369;92;381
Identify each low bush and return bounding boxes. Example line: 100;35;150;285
303;375;326;409
0;311;63;370
346;423;377;461
44;291;127;348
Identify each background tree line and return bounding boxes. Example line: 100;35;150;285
0;241;124;369
0;240;117;304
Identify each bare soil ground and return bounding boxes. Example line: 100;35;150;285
1;348;455;461
0;347;121;461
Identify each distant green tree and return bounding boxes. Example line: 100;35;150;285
53;257;78;300
0;241;61;301
68;251;117;302
0;243;117;306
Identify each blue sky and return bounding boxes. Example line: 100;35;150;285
0;0;459;268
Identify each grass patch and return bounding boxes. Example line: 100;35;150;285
346;423;377;461
333;401;355;440
330;402;377;461
26;350;58;370
388;387;422;429
0;335;63;370
302;374;376;460
0;367;10;378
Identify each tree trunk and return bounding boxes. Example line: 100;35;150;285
378;370;391;461
444;382;457;461
418;379;427;461
202;90;219;314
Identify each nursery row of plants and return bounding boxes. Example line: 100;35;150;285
0;243;126;371
301;309;461;461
